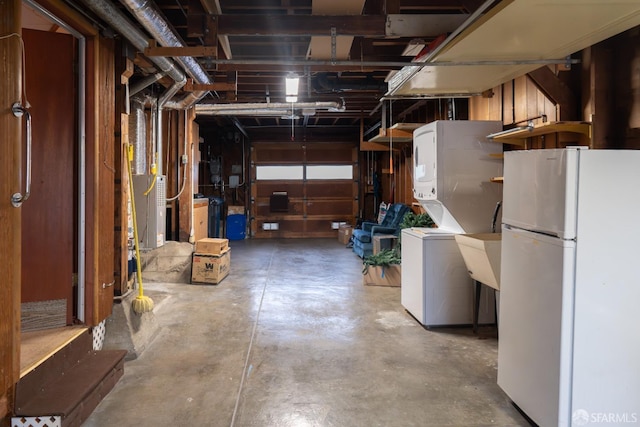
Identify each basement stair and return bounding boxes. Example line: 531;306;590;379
13;327;127;427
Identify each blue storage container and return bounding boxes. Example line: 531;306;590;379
226;214;246;240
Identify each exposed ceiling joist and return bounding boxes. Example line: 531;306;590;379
217;15;386;36
214;14;468;38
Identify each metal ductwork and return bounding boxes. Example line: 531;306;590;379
312;73;388;94
130;72;165;97
119;0;212;106
129;97;147;175
82;0;186;86
82;0;207;108
195;101;346;117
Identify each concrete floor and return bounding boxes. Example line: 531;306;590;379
85;239;529;427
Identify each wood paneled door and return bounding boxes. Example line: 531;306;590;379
20;29;76;330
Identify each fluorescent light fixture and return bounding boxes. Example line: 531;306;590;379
285;75;299;102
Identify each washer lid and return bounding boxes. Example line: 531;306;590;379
420;200;465;234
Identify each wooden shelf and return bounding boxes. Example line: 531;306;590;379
488;121;591;146
367;122;424;143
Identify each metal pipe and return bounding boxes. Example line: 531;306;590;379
130;72;165;96
120;0;210;84
82;0;208;107
129;97;147;174
178;58;580;68
381;93;480;100
82;0;186;84
148;97;156;174
163;92;207;110
195;101;345;114
486;122;535;140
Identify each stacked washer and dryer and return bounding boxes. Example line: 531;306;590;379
401;120;503;327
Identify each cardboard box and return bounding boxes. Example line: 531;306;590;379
191;249;231;284
362;265;401;287
228;205;245;215
195;238;229;255
338;225;353;244
373;235;398;254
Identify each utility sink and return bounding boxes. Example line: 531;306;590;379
454;233;502;290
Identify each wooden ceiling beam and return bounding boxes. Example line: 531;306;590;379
217;15;386;36
144;41;217;57
217;0;311;11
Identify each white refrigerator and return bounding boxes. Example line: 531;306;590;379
498;148;640;427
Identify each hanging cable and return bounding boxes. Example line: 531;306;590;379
143;99;159;196
290;103;295;141
167;110;189;201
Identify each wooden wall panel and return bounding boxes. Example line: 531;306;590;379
165;111;180;240
114;46;131;295
502;80;514;125
1;0;22;419
513;76;529;125
95;37;116;324
469;86;503;121
178;109;196;242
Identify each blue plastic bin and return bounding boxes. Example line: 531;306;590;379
226;214;246;240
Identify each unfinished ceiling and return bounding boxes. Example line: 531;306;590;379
84;0;483;138
33;0;640;139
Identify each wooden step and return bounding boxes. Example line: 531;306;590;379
14;329;127;427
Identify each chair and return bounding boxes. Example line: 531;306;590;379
352;203;410;258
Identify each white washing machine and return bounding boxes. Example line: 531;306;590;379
401;227;496;327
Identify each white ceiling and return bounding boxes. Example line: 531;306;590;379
306;0;365;61
389;0;640;96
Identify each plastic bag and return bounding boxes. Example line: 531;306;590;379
377;202;388;224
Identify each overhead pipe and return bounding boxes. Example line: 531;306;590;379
82;0;210;109
82;0;187;88
119;0;211;105
130;72;165;97
195;101;345;116
129;97;147;175
169;58;578;68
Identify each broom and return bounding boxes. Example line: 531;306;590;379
126;144;154;314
